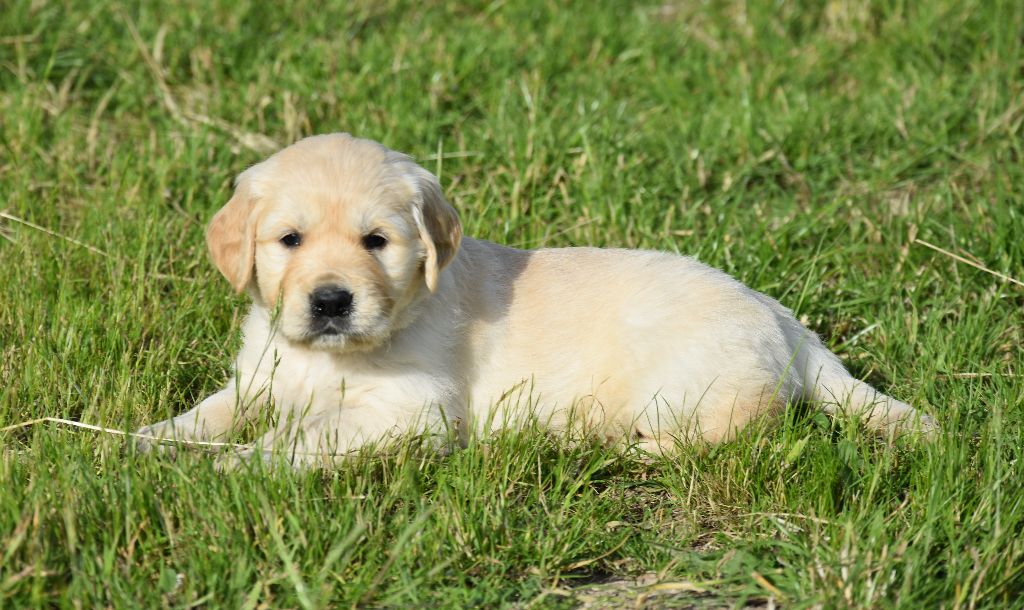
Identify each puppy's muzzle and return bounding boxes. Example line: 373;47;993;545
309;285;354;335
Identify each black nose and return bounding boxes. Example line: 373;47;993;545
310;287;353;318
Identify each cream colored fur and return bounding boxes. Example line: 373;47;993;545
136;133;936;466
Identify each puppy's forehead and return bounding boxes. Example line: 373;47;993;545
248;136;417;226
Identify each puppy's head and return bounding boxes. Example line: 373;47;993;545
206;133;461;351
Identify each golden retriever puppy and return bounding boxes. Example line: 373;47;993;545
136;133;936;465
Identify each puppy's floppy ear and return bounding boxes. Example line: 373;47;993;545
206;174;258;293
411;166;462;292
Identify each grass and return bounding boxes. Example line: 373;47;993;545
1;0;1023;607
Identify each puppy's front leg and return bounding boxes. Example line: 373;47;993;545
135;385;251;452
221;404;453;469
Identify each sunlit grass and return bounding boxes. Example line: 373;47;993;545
1;0;1022;607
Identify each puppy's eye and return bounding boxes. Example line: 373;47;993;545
280;233;302;248
362;233;387;251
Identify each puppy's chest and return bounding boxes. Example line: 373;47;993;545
255;347;457;415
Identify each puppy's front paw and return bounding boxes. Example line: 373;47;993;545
214;447;273;472
133;420;186;457
908;412;940;438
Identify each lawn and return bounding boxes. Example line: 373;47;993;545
1;0;1023;607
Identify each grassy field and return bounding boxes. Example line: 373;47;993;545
2;0;1023;607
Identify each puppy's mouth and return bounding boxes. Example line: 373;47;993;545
303;321;382;351
308;316;349;336
301;308;386;351
303;311;365;347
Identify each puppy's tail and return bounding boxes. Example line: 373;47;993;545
800;343;938;437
